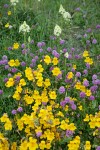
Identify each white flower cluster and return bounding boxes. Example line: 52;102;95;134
10;0;19;6
54;24;62;37
19;21;30;33
59;4;71;21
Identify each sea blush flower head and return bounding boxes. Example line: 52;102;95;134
19;21;30;33
10;0;19;6
54;24;62;37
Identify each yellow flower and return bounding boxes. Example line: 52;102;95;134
52;57;58;65
15;59;20;66
5;23;10;28
5;78;14;87
84;114;89;122
39;141;46;149
78;105;83;110
84;141;91;150
13;91;20;100
52;67;61;76
8;11;12;15
28;137;38;150
86;90;91;97
11;142;17;150
19;79;26;86
13;42;19;49
25;67;34;81
44;55;51;65
44;78;51;87
8;59;15;67
49;91;57;99
67;72;74;79
83;50;89;57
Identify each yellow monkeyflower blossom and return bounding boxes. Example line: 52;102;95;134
5;23;10;28
13;43;19;49
52;67;61;76
44;55;51;65
7;11;12;15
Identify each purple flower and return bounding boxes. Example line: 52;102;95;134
74;55;80;59
89;95;95;101
52;50;60;58
99;105;100;111
80;92;86;98
83;80;89;87
5;65;9;70
60;100;66;107
21;43;25;49
4;4;9;8
71;48;75;52
83;69;88;75
68;54;72;59
36;132;42;137
37;42;42;48
60;39;65;45
8;73;12;77
84;34;87;38
86;63;90;69
42;102;47;106
2;55;8;60
17;107;23;112
92;39;97;44
11;109;17;115
66;130;74;137
57;74;62;79
71;104;76;110
75;72;81;78
65;97;70;103
30;40;34;44
32;59;36;63
75;8;80;11
35;56;38;60
86;40;90;45
22;49;28;54
92;79;100;85
90;85;98;92
59;86;65;94
8;47;12;50
4;78;8;83
39;48;43;52
92;74;97;80
15;76;20;81
63;48;67;53
21;61;26;66
47;47;52;52
96;25;100;29
0;90;3;95
87;28;92;33
11;68;17;73
96;146;100;150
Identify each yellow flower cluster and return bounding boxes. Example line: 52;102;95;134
74;80;91;97
8;59;20;67
84;112;100;129
68;136;80;150
83;50;93;65
0;113;12;130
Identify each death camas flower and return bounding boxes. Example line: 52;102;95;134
19;21;30;33
10;0;19;6
59;4;71;21
54;24;62;36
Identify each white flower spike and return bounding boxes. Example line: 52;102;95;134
10;0;19;6
54;24;62;37
19;21;30;33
